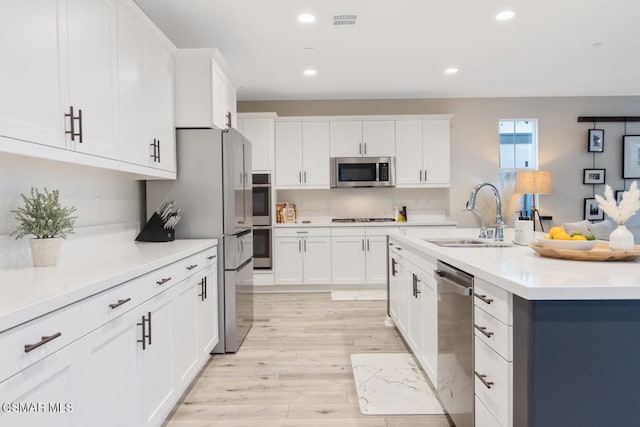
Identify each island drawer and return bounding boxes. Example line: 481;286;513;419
474;278;512;326
475;336;512;427
81;278;141;335
0;303;82;383
474;305;513;361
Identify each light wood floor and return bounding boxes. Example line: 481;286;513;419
164;293;451;427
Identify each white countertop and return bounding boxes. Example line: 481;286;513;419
274;220;458;228
389;228;640;301
0;234;217;333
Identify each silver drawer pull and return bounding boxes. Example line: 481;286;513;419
186;264;198;271
109;298;131;309
474;324;494;338
24;332;62;353
207;255;216;260
156;277;172;285
474;293;494;305
475;371;494;389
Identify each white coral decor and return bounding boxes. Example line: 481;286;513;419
594;181;640;225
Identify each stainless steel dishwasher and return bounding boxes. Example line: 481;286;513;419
434;260;474;427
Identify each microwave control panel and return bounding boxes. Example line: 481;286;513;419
379;163;390;182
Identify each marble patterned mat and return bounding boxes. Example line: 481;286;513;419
351;353;444;415
331;289;387;301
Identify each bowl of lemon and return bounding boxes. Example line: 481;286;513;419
537;226;598;250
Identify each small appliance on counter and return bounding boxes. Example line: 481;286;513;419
136;201;181;242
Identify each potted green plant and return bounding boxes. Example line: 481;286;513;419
10;187;77;267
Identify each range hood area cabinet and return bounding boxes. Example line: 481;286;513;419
275;120;330;188
0;0;177;179
330;120;395;157
395;117;452;187
174;49;238;131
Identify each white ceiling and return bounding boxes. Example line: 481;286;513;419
134;0;640;101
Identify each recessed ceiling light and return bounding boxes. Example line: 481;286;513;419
495;10;516;21
444;67;459;75
297;13;316;23
303;69;317;76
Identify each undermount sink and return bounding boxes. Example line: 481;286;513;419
424;238;514;248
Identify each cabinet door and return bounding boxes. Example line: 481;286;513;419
395;258;410;336
243;118;274;172
389;251;400;324
330;120;361;157
303;237;332;284
139;290;175;427
147;36;176;172
331;235;366;285
274;237;304;284
81;309;140;427
173;276;200;392
275;121;303;187
65;0;118;158
362;120;395;156
211;59;226;130
407;270;422;354
422;119;450;185
0;0;65;148
302;121;330;187
395;120;423;186
197;265;219;358
0;342;81;427
365;235;388;284
420;274;438;384
225;78;237;130
117;2;150;167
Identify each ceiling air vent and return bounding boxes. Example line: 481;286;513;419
333;14;358;26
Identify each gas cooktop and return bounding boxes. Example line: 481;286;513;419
331;218;396;223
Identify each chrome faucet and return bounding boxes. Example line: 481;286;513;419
465;183;505;241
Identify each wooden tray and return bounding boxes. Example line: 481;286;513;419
529;242;640;261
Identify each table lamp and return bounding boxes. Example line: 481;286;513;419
515;170;552;232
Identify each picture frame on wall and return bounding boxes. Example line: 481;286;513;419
584;198;604;221
616;190;625;204
583;168;606;184
623;135;640;178
588;129;604;152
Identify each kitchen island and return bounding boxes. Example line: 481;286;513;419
388;227;640;427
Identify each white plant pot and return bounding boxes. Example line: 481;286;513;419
29;237;62;267
608;225;635;251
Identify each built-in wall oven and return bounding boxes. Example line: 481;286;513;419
252;173;272;269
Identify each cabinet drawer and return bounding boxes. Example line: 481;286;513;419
140;261;181;301
198;247;219;268
474;278;512;325
474;306;512;361
474;337;512;427
365;226;398;236
476;395;503;427
274;227;331;237
330;226;365;237
81;278;141;335
174;251;211;277
0;303;82;382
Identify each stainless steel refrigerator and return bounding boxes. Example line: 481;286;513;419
146;128;253;353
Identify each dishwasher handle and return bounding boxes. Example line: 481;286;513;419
434;270;473;296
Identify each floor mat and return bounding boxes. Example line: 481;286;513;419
331;289;386;300
351;353;444;415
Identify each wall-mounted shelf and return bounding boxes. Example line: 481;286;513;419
578;116;640;123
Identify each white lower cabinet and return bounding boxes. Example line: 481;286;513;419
197;265;219;359
274;228;331;285
331;228;395;286
419;271;438;383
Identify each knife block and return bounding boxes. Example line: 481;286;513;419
135;212;175;242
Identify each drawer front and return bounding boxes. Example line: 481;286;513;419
198;246;219;268
365;226;398;236
474;306;513;361
330;226;365;237
474;278;512;325
0;303;82;382
174;251;210;277
81;278;141;335
476;395;503;427
140;261;181;301
274;227;331;237
475;336;512;427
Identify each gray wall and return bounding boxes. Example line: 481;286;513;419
239;96;640;231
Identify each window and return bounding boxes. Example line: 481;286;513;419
499;119;538;214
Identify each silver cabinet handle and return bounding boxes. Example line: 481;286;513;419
303;239;307;252
299;171;302;183
296;231;308;234
361;239;365;251
156;277;172;286
207;255;216;260
391;258;397;276
475;371;494;389
359;143;362;155
186;264;198;271
474;324;494;338
367;239;370;251
24;332;62;353
424;169;427;181
109;298;131;310
304;171;307;183
364;143;367;155
299;239;302;252
474;293;494;305
419;169;422;182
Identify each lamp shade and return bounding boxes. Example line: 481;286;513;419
516;170;552;194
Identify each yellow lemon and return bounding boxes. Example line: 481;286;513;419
549;226;565;238
553;231;571;240
571;235;587;241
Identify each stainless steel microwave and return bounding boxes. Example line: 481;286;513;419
330;157;395;188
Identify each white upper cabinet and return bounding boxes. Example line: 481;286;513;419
0;0;66;149
175;49;238;130
395;117;451;187
330;120;395;157
275;120;330;188
237;113;277;172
